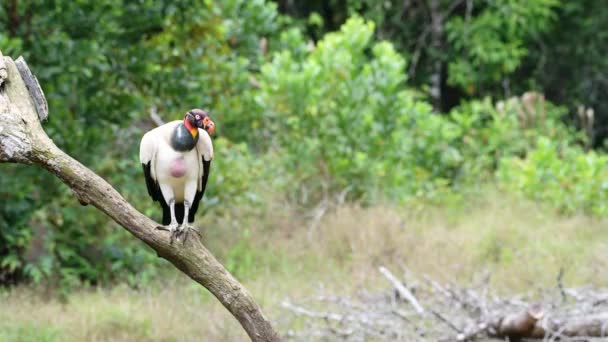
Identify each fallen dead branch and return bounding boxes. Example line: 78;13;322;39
282;266;608;341
379;266;425;316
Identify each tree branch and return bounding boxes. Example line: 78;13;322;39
0;52;280;342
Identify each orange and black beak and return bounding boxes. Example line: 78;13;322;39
202;116;215;135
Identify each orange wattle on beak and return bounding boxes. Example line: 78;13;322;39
204;119;215;135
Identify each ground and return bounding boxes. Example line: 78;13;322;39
1;190;607;341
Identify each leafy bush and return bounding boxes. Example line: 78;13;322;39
253;16;466;202
449;92;579;183
446;0;559;94
498;137;608;215
253;17;581;204
206;137;292;213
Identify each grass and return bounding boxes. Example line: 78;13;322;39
1;189;607;341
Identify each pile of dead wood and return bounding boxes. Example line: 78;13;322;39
282;266;608;341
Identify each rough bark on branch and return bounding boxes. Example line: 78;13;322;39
489;309;608;340
0;52;280;342
488;303;545;339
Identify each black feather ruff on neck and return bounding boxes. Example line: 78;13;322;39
170;123;199;151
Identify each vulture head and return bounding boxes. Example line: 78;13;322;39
186;109;215;135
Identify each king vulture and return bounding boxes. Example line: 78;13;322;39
139;109;215;241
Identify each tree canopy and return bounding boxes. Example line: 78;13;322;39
1;0;606;290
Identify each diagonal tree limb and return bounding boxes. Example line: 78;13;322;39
0;52;280;342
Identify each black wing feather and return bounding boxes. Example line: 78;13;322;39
142;161;171;224
174;203;185;225
161;197;171;225
188;158;211;223
143;162;159;200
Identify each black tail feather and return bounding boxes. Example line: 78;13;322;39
174;203;185;225
162;202;185;225
161;198;171;225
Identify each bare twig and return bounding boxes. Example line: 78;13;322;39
558;268;568;303
149;105;165;126
281;299;343;321
307;198;328;241
379;266;425;315
431;308;462;333
456;322;488;341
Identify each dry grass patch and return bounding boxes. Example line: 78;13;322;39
305;193;608;291
1;190;606;341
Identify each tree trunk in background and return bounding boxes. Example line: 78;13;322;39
429;0;444;112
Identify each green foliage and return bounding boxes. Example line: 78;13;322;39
224;229;259;279
498;137;608;215
0;322;61;342
446;0;559;94
255;17;459;201
524;0;608;147
2;0;608;291
449;93;577;181
253;17;585;204
276;0;608;139
206;137;291;213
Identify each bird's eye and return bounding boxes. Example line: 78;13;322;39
196;115;201;120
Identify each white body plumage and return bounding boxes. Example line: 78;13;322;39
139;118;213;231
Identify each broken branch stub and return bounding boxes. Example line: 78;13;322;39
0;51;7;86
15;56;48;121
0;51;280;342
0;55;38;163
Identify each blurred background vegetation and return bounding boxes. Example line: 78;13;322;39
0;1;607;338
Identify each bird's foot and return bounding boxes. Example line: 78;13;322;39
174;223;201;243
156;223;180;243
156;222;180;232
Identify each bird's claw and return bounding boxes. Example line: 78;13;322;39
174;224;201;243
156;223;181;243
157;223;200;243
